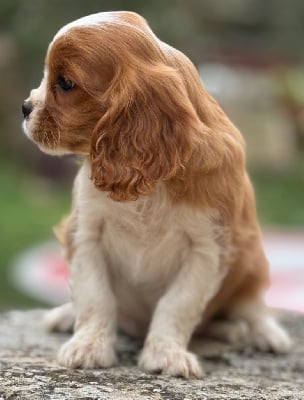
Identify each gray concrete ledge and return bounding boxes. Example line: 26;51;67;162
0;310;303;399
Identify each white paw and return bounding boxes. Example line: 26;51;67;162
44;303;75;333
58;332;117;369
249;317;292;353
139;338;203;378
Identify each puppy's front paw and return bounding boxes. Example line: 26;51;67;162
249;317;292;353
58;332;117;369
139;338;203;378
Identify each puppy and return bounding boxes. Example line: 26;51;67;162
22;11;291;378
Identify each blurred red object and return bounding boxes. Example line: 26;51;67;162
12;242;69;305
264;231;304;312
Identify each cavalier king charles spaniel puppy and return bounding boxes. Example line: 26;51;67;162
22;11;291;378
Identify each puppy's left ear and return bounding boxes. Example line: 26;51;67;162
90;65;200;201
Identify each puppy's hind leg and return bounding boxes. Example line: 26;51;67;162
202;319;249;344
44;302;75;333
226;296;292;353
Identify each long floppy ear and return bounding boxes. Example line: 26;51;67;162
90;65;201;201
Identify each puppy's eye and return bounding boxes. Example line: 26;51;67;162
57;75;75;91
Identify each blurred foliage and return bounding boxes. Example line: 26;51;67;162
2;0;304;161
277;67;304;150
0;160;70;309
252;162;304;226
0;1;304;307
2;0;304;87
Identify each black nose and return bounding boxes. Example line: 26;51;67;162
22;100;33;118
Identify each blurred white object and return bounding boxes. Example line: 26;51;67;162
11;241;69;306
11;232;304;311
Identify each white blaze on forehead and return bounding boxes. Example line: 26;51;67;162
51;11;158;47
52;12;124;42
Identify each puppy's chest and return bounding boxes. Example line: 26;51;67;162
109;200;170;240
101;191;188;283
105;198;180;246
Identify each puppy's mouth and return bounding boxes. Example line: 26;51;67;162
22;116;39;144
21;105;48;142
21;102;39;139
22;118;74;156
22;118;32;139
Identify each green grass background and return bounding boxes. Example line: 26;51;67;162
0;161;70;309
0;158;303;309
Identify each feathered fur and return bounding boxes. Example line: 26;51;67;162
23;11;291;378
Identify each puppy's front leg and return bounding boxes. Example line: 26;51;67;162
58;239;117;369
139;241;221;378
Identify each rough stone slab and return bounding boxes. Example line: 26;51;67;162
0;310;303;399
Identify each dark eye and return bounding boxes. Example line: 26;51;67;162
57;75;76;91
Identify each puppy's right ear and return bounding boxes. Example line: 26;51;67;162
89;65;200;201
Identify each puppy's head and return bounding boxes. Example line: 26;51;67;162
23;11;201;200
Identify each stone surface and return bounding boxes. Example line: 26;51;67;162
0;310;303;399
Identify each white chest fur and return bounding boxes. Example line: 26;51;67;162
74;163;221;313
